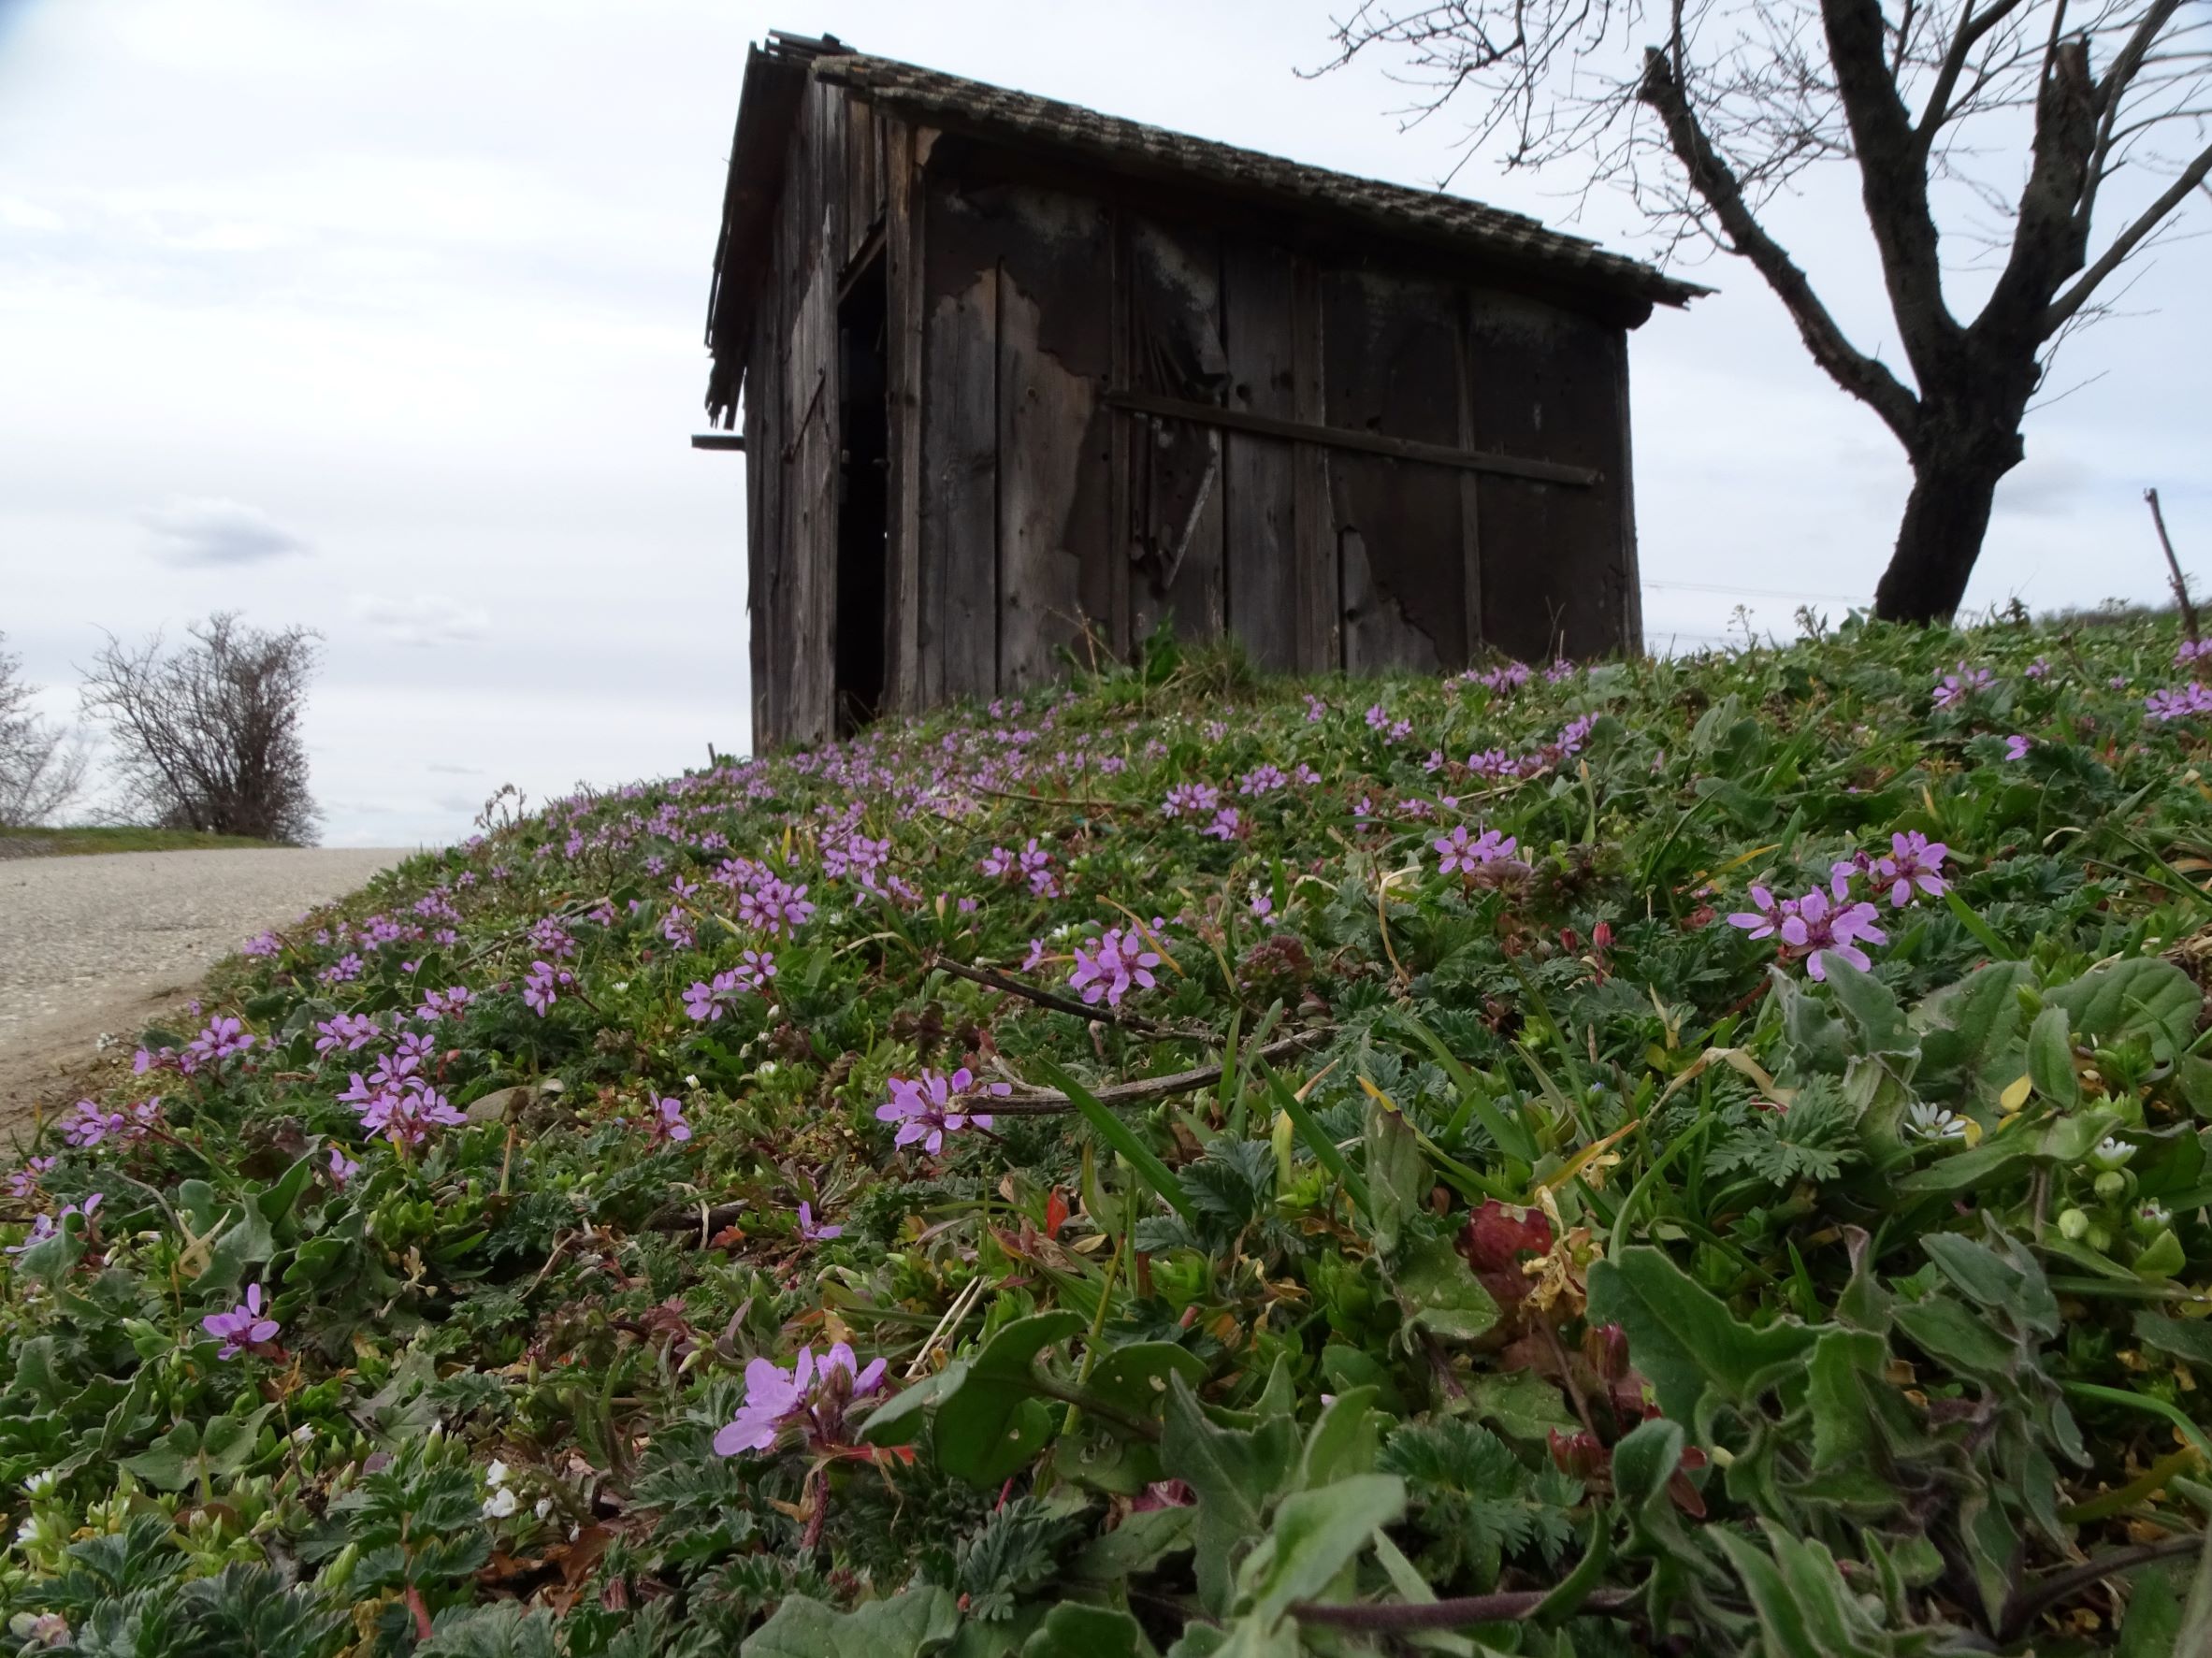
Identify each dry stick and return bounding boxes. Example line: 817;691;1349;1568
983;1030;1333;1116
973;785;1146;816
930;954;1190;1038
1998;1533;2205;1643
2147;488;2202;644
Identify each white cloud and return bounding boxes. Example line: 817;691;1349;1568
140;496;311;565
348;592;492;650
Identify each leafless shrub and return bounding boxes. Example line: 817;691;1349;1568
0;634;93;828
80;613;324;844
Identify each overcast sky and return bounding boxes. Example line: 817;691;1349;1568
1;0;2204;848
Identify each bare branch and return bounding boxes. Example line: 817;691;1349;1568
2043;130;2212;330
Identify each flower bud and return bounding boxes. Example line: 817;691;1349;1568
2057;1207;2090;1240
2094;1170;2128;1202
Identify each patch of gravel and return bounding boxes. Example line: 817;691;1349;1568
1;848;409;1134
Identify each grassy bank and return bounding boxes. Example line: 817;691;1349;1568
0;826;272;858
5;616;2212;1655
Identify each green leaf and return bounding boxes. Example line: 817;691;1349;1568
933;1313;1085;1484
1611;1417;1684;1513
1236;1474;1405;1627
257;1154;319;1227
1297;1388;1380;1490
1915;960;2034;1097
2048;958;2201;1061
1082;1342;1210;1424
1390;1012;1537;1162
1821;958;1914;1056
120;1406;274;1492
1020;1606;1153;1658
1362;1089;1426;1254
859;1363;963;1448
2028;1003;2079;1107
1892;1296;2016;1381
1034;1060;1194;1226
1803;1329;1888;1471
1162;1376;1298;1615
1255;1060;1370;1219
1389;1233;1500;1345
740;1587;962;1658
1069;1506;1195;1581
2118;1567;2181;1658
1585;1247;1814;1427
2134;1311;2212;1371
1922;1229;2060;1336
1464;1370;1578;1441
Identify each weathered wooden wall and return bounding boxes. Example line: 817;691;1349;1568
745;89;1640;746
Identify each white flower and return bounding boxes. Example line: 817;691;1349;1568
485;1459;509;1486
2089;1136;2137;1172
482;1486;519;1519
534;1497;555;1521
292;1424;315;1444
1905;1102;1968;1141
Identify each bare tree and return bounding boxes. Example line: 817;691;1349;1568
0;634;92;829
80;613;324;844
1320;0;2212;623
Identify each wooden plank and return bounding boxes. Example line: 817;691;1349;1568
1323;267;1469;675
1466;291;1627;660
1101;389;1598;486
918;172;1000;705
1126;215;1225;645
1290;254;1336;674
1220;236;1298;673
995;183;1115;694
882;119;926;715
744;303;771;749
786;208;838;747
1106;208;1132;659
692;433;747;451
1455;289;1483;661
1613;328;1643;655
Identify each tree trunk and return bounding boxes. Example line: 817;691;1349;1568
1872;407;2027;625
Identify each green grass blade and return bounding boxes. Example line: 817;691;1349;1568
1034;1057;1194;1225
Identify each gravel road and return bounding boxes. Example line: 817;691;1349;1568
0;847;408;1132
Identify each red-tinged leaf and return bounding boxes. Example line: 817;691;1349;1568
1458;1200;1554;1304
1044;1187;1071;1240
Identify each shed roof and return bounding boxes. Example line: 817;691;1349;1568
704;31;1705;423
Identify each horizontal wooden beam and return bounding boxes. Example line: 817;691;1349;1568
1104;389;1598;488
691;432;747;452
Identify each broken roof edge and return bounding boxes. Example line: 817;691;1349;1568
814;50;1709;312
703;32;1713;423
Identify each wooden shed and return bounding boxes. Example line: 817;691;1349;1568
702;31;1701;748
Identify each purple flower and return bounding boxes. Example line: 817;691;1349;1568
2004;734;2031;760
6;1157;54;1202
243;930;282;959
186;1016;255;1066
326;1144;361;1187
2179;639;2212;664
1162;782;1221;819
645;1096;693;1144
1875;831;1949;906
713;1343;888;1457
875;1066;1009;1154
2026;657;2051;679
202;1283;282;1360
798;1201;841;1242
1932;663;1993;708
1203;806;1244;842
1239;765;1286;796
1021;937;1049;973
523;960;573;1016
1780;887;1887;980
418;985;474;1021
1481;662;1531;693
683;974;730;1021
1728;884;1792;941
315;1012;381;1056
1435;825;1518;875
1304;694;1327;723
1364;702;1390;731
5;1193;100;1257
1068;928;1163;1007
2147;683;2212;722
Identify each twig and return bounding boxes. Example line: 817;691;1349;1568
2147;488;2202;644
982;1030;1333;1116
973;785;1145;815
1292;1586;1639;1631
1998;1534;2205;1641
931;954;1187;1037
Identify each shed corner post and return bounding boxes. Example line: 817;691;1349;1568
1614;326;1644;657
